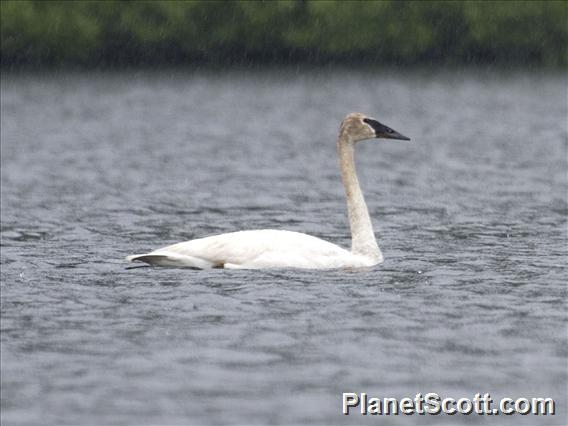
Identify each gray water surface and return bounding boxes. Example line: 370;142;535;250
1;69;567;425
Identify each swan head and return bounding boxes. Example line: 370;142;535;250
340;112;410;143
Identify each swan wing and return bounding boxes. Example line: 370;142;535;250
126;253;215;268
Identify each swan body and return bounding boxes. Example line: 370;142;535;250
127;230;374;269
127;112;410;270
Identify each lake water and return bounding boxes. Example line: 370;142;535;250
1;68;566;425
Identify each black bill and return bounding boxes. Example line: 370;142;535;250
363;118;411;141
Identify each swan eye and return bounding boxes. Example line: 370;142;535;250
363;118;378;129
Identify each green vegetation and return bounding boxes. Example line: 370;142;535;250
1;0;566;68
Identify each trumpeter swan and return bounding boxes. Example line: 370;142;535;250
127;112;410;269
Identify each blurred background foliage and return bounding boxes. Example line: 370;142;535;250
1;0;566;68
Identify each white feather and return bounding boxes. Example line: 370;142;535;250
128;230;374;269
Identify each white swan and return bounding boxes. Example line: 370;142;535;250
127;112;410;269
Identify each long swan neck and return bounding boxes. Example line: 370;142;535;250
337;134;382;262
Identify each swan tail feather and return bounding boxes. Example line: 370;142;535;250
126;252;215;269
